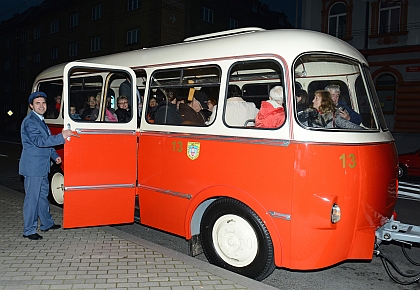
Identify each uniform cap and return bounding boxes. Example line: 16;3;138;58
28;92;47;103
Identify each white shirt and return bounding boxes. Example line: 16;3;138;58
225;97;259;127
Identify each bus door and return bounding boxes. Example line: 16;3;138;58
62;62;138;228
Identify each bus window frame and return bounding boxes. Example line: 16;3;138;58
224;58;286;129
292;53;384;132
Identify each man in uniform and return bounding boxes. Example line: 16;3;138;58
19;92;72;240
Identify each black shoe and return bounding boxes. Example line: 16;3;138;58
23;233;43;240
41;224;61;232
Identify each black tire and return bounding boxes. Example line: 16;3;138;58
398;164;408;180
200;198;275;281
48;165;64;206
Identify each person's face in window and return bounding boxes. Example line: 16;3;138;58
312;93;322;110
88;96;96;108
329;90;340;105
70;107;76;115
149;98;157;107
118;99;129;110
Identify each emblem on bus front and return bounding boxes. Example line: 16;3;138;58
187;142;200;160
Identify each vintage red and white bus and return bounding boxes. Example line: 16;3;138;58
35;28;398;280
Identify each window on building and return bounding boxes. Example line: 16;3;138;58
229;18;238;29
20;80;26;91
127;29;140;45
128;0;140;11
20;33;27;44
91;37;102;52
328;2;346;38
4;38;10;48
92;4;102;20
201;6;214;23
34;27;41;39
376;73;396;114
251;3;258;13
70;13;79;27
379;1;401;34
50;19;59;34
20;57;26;67
51;47;59;60
69;43;78;56
4;59;9;70
4;82;10;92
34;52;41;64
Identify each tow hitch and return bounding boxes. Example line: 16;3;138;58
375;217;420;285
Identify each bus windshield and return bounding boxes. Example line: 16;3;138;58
294;54;382;131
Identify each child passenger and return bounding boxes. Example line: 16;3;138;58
255;86;285;128
70;104;81;120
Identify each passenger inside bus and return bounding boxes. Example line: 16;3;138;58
206;98;218;125
255;85;285;128
179;97;206;126
80;95;97;120
296;89;308;112
225;85;259;127
69;104;81;120
89;93;102;121
193;91;211;122
115;95;131;123
324;84;362;125
299;90;365;130
153;89;182;125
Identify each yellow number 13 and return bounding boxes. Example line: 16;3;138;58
339;153;356;168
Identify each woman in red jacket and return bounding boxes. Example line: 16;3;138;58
255;86;285;128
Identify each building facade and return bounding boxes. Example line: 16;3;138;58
0;0;291;132
301;0;419;133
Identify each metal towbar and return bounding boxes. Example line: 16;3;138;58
376;217;420;244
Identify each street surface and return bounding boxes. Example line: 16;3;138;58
1;137;420;289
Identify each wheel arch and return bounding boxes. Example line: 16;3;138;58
185;185;283;266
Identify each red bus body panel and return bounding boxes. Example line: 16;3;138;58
135;132;397;270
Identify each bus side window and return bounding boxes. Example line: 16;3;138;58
147;65;221;127
225;60;285;129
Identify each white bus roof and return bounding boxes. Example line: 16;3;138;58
35;28;367;82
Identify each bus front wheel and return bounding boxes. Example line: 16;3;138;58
200;198;275;281
48;165;64;205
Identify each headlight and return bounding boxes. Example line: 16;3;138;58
331;204;341;224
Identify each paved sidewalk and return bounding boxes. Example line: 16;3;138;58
0;185;279;290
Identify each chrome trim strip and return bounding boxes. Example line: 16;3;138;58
75;129;136;135
65;183;135;191
138;184;192;200
268;211;291;221
141;131;290;147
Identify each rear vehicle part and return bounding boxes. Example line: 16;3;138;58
48;164;64;205
375;218;420;284
200;198;275;281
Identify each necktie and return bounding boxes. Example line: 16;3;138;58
42;119;51;135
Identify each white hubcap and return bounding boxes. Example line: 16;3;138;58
212;214;258;267
51;172;64;204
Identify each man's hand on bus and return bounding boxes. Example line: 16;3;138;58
61;129;72;140
55;157;62;164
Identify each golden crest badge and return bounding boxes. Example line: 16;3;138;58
187;142;200;160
